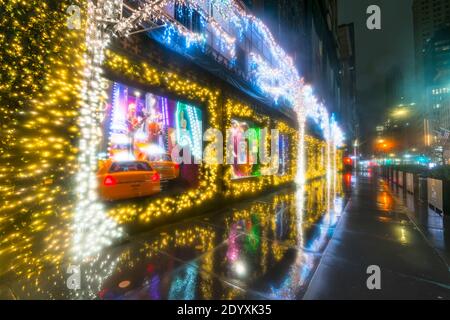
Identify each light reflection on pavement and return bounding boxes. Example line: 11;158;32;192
0;174;348;300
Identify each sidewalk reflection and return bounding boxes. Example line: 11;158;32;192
0;173;348;299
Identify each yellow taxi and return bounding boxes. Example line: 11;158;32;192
147;154;180;181
97;160;161;201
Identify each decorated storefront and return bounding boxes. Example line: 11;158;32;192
101;51;299;224
0;0;345;268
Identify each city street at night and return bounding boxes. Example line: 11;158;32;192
2;176;348;300
1;0;450;306
1;172;449;300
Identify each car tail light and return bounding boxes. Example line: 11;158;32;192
151;172;160;182
174;163;179;169
104;175;117;186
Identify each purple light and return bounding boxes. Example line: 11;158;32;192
160;97;169;127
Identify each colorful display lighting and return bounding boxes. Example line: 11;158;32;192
0;0;347;267
107;0;345;146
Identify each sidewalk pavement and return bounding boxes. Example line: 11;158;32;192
304;174;450;300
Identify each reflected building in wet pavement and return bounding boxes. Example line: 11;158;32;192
2;169;450;300
0;0;346;300
1;0;450;302
0;174;346;300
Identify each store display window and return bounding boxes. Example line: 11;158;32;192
229;119;261;179
100;81;203;198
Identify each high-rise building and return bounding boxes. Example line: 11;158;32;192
305;0;341;118
338;23;359;147
425;26;450;131
423;26;450;163
412;0;450;99
375;102;423;161
413;0;450;163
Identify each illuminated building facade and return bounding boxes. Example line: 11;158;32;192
424;26;450;163
413;0;450;100
413;0;450;163
0;0;345;268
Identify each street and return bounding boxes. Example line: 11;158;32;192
2;0;450;303
305;173;450;299
1;172;448;299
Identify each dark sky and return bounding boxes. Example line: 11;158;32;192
338;0;415;146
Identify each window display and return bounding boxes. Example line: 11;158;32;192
229;119;289;179
229;119;261;179
101;80;202;198
175;102;203;161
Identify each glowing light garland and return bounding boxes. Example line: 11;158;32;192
173;0;300;105
249;53;298;105
297;85;344;191
101;0;345;146
74;0;345;231
0;0;345;265
73;0;123;261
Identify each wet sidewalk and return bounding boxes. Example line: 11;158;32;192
2;172;449;299
390;182;450;267
304;173;450;300
0;176;347;300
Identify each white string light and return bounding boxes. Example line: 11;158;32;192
73;0;123;262
75;1;345;263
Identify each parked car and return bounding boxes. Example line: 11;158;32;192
148;154;180;181
97;160;160;201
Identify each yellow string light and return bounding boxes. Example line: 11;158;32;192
0;0;84;278
0;0;344;289
104;51;220;224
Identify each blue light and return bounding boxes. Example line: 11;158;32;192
151;0;346;144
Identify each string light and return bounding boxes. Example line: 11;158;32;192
103;50;220;224
223;99;297;199
0;0;346;285
73;0;123;262
0;0;88;277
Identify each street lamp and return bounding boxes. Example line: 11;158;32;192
375;138;394;164
353;139;358;170
392;108;409;118
390;103;415;119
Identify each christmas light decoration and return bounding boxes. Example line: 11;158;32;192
0;0;346;285
102;50;220;224
73;0;123;262
80;0;345;230
223;99;297;199
0;0;95;277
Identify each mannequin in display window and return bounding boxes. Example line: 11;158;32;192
126;103;149;156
